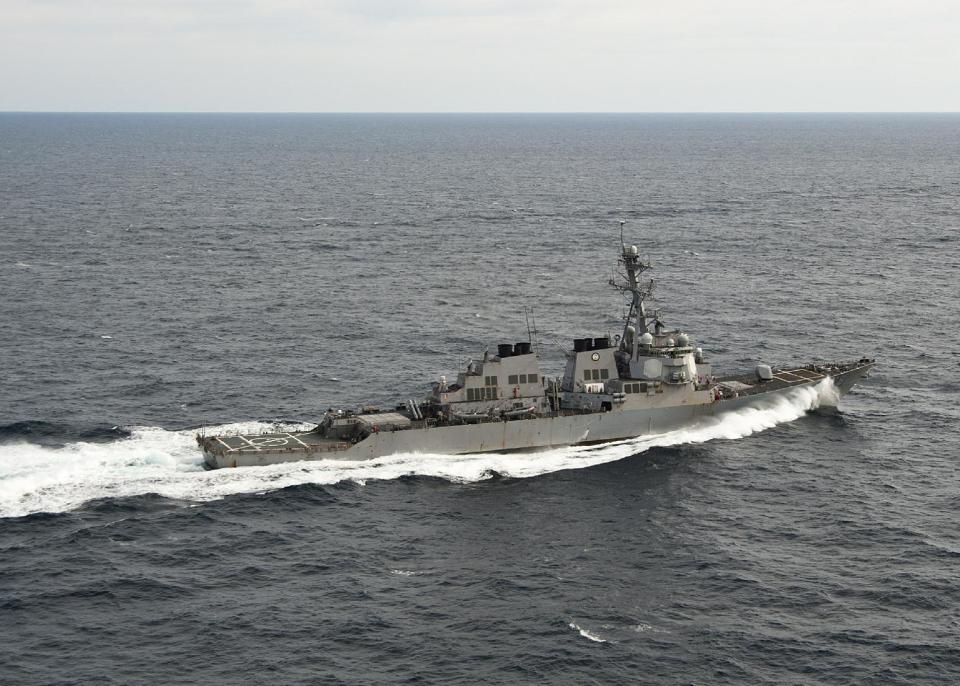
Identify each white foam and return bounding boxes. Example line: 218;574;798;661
569;622;607;643
0;380;836;518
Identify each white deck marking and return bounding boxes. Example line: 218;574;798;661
216;437;235;451
791;369;824;380
287;433;311;448
238;436;262;450
245;436;291;449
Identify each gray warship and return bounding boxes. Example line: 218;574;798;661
198;226;874;469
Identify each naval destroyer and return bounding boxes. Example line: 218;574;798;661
198;225;874;469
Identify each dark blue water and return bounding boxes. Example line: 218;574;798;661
1;114;958;684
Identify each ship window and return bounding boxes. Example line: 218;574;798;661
624;384;633;394
600;369;609;380
489;376;498;386
583;370;591;380
528;373;537;383
508;374;518;385
592;369;601;381
467;388;474;401
519;374;527;384
639;382;648;393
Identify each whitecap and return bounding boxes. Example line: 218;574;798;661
569;622;606;643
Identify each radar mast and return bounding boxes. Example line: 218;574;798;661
609;221;655;349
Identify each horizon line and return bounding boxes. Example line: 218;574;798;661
2;110;959;115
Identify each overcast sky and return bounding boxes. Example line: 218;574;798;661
1;0;957;112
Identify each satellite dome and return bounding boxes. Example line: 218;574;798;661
639;332;653;346
677;333;690;347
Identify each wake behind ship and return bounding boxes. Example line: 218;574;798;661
198;225;874;468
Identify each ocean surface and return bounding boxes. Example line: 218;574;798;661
1;113;958;684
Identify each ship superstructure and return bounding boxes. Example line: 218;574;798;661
198;226;874;469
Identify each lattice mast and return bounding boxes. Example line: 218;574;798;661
609;220;656;347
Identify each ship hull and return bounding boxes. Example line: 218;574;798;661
201;363;872;469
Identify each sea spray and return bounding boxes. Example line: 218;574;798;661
0;380;836;518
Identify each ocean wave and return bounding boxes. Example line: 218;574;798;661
0;420;131;446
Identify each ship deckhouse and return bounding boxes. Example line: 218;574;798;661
431;342;549;416
561;337;616;392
